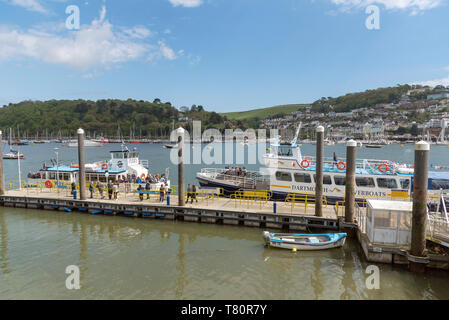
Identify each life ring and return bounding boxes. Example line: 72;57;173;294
337;161;346;170
101;163;108;170
45;180;54;188
140;173;146;180
378;163;389;173
301;159;310;168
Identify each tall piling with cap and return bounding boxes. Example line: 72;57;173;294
77;128;86;200
0;131;5;195
345;140;357;223
315;126;324;217
409;141;430;273
177;127;185;207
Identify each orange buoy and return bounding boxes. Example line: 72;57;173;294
45;180;54;188
378;163;389;173
101;162;108;170
301;159;310;169
140;173;146;180
70;164;79;168
337;161;346;171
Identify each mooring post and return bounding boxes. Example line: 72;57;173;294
0;131;4;195
77;128;87;200
315;126;324;217
409;141;430;273
345;139;357;223
177;127;185;207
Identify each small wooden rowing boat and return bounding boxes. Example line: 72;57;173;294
263;231;347;250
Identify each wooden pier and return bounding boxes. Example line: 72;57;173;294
0;190;341;231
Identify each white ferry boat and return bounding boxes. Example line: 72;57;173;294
27;146;169;190
196;135;449;205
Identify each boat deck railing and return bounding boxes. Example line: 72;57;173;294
199;168;266;188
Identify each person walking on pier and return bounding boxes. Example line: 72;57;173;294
137;184;144;201
71;182;76;196
97;182;105;199
89;182;94;199
191;184;198;204
159;184;165;202
187;184;193;203
107;181;113;200
113;183;119;200
145;181;151;199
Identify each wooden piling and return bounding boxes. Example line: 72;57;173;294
409;141;430;273
315;126;324;217
0;131;4;196
77;128;87;200
177;127;185;207
344;140;357;223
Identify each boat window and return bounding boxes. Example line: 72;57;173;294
63;173;70;181
112;152;123;159
400;179;410;190
123;153;128;159
377;178;398;189
278;147;293;157
313;174;332;185
431;179;449;190
294;173;312;183
356;177;375;188
334;176;346;186
275;171;292;182
49;172;56;180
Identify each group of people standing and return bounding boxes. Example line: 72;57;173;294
222;166;248;177
86;181;119;200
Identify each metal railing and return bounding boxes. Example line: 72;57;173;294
284;193;327;213
230;189;272;209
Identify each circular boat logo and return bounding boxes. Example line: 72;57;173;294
117;161;123;168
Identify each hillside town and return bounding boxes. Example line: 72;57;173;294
260;86;449;144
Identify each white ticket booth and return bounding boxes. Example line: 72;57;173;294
365;199;413;246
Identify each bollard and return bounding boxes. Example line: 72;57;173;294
273;202;277;214
77;128;87;200
409;141;430;273
315;126;324;217
345;140;357;223
0;131;5;196
177;127;185;207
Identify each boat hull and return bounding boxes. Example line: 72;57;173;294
263;232;347;250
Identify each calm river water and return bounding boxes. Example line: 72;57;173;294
0;142;449;299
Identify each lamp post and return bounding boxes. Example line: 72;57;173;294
17;147;21;191
54;147;59;186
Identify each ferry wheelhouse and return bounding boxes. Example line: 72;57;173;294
27;147;169;189
196;136;449;205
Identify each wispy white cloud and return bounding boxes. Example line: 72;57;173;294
168;0;203;8
122;26;154;39
329;0;442;14
4;0;48;13
0;6;181;71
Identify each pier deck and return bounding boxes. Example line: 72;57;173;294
0;189;340;231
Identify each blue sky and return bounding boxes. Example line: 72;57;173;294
0;0;448;112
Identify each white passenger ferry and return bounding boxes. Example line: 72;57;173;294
27;145;170;190
196;135;449;205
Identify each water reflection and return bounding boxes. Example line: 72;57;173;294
0;212;11;275
175;234;187;299
1;208;449;299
